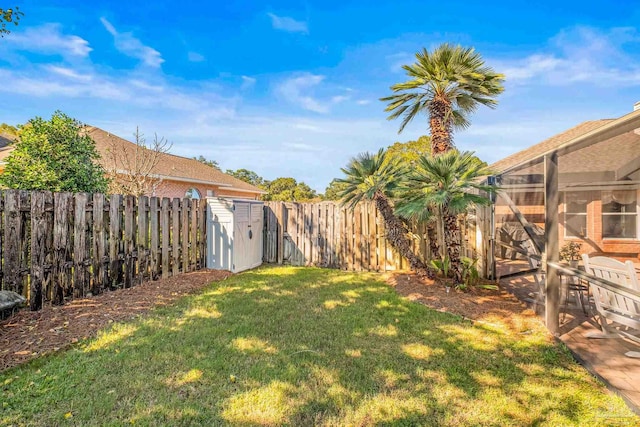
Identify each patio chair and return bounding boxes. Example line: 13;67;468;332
582;254;640;358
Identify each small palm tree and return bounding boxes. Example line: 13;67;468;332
381;43;504;154
395;150;496;282
338;149;433;277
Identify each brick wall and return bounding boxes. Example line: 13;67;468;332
154;179;260;200
499;189;640;261
558;190;640;261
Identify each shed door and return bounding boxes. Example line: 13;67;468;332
211;221;233;271
250;204;264;268
233;202;251;272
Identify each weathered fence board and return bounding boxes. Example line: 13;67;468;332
161;197;170;279
264;201;440;272
149;197;160;280
138;196;149;284
92;193;106;295
0;190;207;311
109;194;123;289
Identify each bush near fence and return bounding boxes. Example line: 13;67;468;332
0;190;207;311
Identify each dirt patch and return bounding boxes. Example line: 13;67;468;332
385;272;543;333
0;270;232;372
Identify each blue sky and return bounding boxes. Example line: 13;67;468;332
2;0;640;192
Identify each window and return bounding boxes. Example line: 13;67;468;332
602;190;637;239
564;192;588;238
185;188;201;200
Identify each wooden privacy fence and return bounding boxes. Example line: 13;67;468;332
263;201;433;271
0;190;207;311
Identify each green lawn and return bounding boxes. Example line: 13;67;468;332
1;266;637;426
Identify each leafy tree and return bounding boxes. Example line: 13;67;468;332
395;150;495;282
338;149;433;278
381;44;504;155
0;111;108;192
386;135;430;166
1;6;22;36
264;177;317;201
323;178;349;201
226;168;266;188
193;155;220;170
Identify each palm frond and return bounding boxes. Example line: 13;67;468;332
382;43;505;137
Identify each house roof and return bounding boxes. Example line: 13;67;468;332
490;119;614;174
86;126;266;194
0;133;16;163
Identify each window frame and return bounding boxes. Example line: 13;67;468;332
601;189;639;240
185;187;202;200
564;191;588;239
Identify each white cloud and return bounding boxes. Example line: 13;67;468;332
497;26;640;86
356;99;371;105
267;13;308;34
282;142;322;151
46;66;93;82
276;73;329;113
4;23;92;58
241;75;257;90
275;74;352;113
331;95;350;103
188;51;205;62
100;17;164;68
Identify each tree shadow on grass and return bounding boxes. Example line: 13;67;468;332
0;266;636;426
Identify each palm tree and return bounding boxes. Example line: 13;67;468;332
395;150;495;282
381;44;504;155
338;149;433;278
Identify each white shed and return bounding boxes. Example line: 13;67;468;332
206;198;264;273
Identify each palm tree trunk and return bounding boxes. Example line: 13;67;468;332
442;209;462;282
428;97;453;154
426;220;440;260
373;192;434;278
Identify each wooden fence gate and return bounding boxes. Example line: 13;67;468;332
263;201;434;271
0;190;207;311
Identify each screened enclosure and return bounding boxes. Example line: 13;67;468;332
471;106;640;333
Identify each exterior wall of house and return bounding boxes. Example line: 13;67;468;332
153;179;261;200
558;190;640;262
499;189;640;262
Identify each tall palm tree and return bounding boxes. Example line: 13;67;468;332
338;149;433;278
395;150;496;282
381;44;505;155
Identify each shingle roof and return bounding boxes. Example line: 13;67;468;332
86;126;265;194
0;133;16;162
490;119;614;173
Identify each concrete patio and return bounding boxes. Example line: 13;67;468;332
499;270;640;415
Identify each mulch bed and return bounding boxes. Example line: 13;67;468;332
0;270;232;372
385;272;539;326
